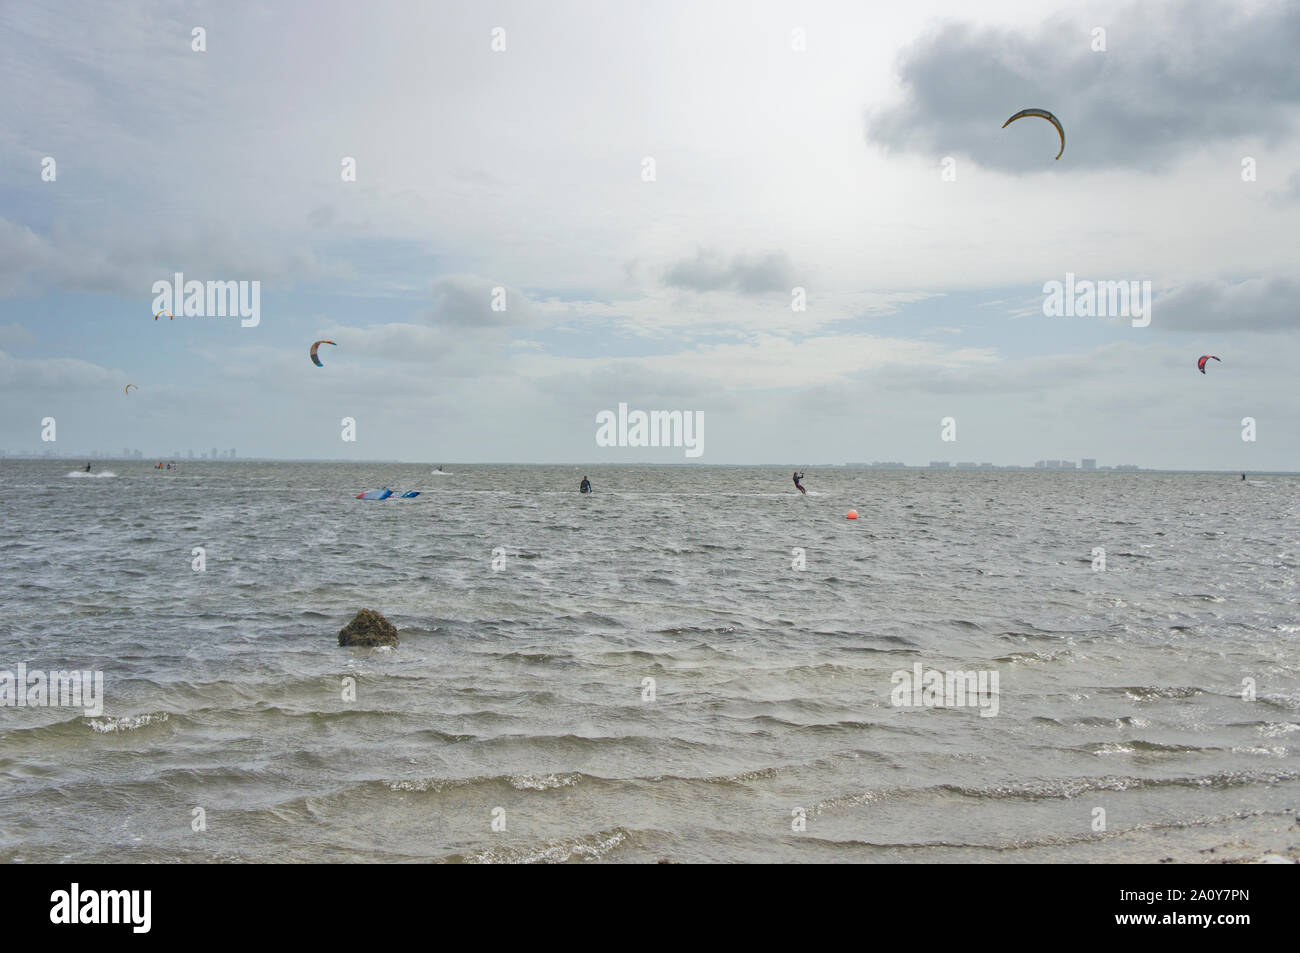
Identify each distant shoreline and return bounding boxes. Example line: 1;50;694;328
2;458;1296;476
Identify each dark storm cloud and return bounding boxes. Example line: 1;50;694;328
663;248;797;294
1154;275;1300;332
866;2;1300;171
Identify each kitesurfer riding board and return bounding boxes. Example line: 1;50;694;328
580;476;592;494
793;471;806;495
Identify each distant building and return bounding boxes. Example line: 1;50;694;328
928;461;951;468
979;462;993;468
1081;458;1096;470
955;461;977;469
1034;460;1046;469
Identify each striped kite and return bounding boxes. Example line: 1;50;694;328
309;340;337;367
1002;108;1065;160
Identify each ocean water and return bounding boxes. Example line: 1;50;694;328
0;461;1296;863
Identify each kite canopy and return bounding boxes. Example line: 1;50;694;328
154;310;173;321
124;384;138;394
1002;108;1065;160
1197;354;1221;374
310;339;337;367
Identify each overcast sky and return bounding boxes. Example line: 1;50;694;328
2;0;1297;468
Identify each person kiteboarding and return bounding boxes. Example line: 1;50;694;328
793;471;806;495
580;476;592;494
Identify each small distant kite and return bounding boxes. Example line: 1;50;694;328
309;339;337;367
1197;355;1221;374
154;310;173;321
124;384;138;394
1002;108;1065;160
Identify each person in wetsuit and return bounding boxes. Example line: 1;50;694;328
580;476;592;494
84;463;92;472
793;471;805;494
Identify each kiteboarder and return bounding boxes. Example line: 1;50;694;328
580;476;592;494
84;462;92;473
793;471;806;495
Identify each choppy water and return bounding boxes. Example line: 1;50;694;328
1;462;1297;863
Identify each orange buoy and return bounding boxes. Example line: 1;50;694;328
846;509;859;519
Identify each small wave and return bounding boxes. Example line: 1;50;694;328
86;712;169;733
495;651;571;664
932;768;1300;800
1114;685;1206;701
995;650;1074;664
1260;722;1300;738
508;773;582;791
460;828;631;864
386;772;585;794
65;471;116;479
1081;740;1206;756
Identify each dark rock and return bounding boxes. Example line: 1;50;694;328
338;608;399;647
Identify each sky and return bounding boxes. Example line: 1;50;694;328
2;0;1298;468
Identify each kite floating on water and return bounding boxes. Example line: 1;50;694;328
1002;108;1065;160
1197;355;1221;374
309;339;337;367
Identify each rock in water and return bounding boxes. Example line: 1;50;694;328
338;608;399;647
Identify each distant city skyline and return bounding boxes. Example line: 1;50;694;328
3;449;1284;474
